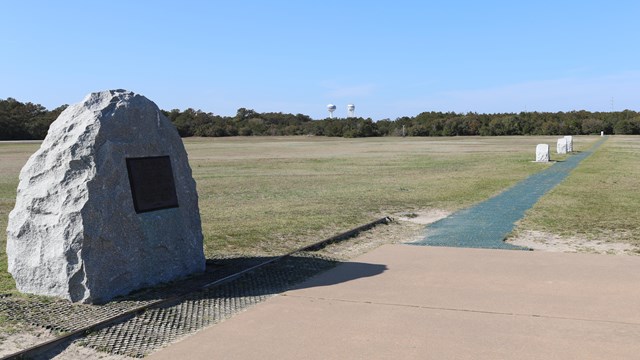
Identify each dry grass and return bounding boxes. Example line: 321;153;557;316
514;135;640;248
0;142;42;293
186;136;570;257
0;135;600;292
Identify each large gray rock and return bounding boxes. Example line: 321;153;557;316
6;90;205;303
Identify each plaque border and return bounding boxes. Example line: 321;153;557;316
126;155;179;214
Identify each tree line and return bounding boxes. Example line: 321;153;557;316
0;98;67;140
2;97;640;140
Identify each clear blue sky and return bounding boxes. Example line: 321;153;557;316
1;1;639;120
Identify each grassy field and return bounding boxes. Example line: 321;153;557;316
515;135;640;245
186;136;579;256
0;135;605;293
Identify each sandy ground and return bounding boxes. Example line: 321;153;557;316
395;209;452;225
392;208;640;257
0;325;54;358
2;208;637;359
507;230;640;255
0;325;134;360
315;209;451;261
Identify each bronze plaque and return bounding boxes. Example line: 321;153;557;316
126;156;179;213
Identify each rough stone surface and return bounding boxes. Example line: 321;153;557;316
557;138;567;154
564;135;573;152
535;144;550;162
6;90;205;303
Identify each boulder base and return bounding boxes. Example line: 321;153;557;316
6;90;205;303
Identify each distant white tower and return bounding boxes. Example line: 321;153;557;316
347;104;355;118
327;104;337;118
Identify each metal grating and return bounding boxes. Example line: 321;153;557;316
80;253;338;357
1;253;339;358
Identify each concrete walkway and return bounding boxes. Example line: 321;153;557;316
148;245;640;359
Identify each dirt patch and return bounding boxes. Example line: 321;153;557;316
36;342;135;360
316;209;451;260
316;220;422;260
0;323;135;360
0;325;55;358
507;230;640;255
395;209;451;225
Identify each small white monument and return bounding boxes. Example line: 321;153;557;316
564;135;573;152
601;131;604;136
557;138;567;154
536;144;550;162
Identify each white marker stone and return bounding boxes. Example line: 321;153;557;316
6;90;205;303
564;135;573;152
536;144;550;162
557;138;567;154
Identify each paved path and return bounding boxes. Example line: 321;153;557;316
147;137;631;359
412;137;607;249
148;244;640;359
